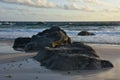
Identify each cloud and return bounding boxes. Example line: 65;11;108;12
0;0;119;13
79;0;120;12
0;0;95;12
83;0;99;4
60;3;80;10
63;0;115;12
103;7;120;12
83;0;114;7
80;6;94;12
58;3;95;12
0;0;56;8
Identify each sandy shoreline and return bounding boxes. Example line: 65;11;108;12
87;43;120;61
0;41;120;80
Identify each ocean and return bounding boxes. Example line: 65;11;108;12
0;21;120;45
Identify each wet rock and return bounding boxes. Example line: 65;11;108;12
34;43;113;70
78;31;95;36
24;26;71;52
101;60;113;68
13;37;31;51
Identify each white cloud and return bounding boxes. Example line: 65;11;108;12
81;6;94;12
83;0;115;8
65;0;118;12
0;0;95;12
103;7;120;12
0;0;56;8
63;0;116;12
84;0;99;4
1;0;118;12
60;3;80;10
58;3;95;12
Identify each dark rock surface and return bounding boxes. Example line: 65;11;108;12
78;31;95;36
101;60;114;68
13;37;31;51
13;27;113;70
24;26;72;52
34;42;113;70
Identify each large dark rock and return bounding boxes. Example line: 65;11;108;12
13;26;113;70
78;31;95;36
13;37;31;51
34;42;113;70
24;26;72;52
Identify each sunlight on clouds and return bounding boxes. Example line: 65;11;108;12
81;6;94;12
0;0;56;8
103;6;120;12
1;0;120;21
83;0;114;8
65;0;120;12
0;0;119;12
36;0;55;8
57;11;120;21
63;3;80;10
58;3;95;12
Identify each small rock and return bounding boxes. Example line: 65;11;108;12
78;31;95;36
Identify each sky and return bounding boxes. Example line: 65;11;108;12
0;0;120;21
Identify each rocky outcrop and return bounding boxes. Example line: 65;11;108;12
34;42;113;70
78;31;95;36
13;27;113;70
24;26;72;52
13;26;71;52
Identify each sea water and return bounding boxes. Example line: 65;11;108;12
0;22;120;45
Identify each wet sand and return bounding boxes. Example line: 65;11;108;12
0;41;120;80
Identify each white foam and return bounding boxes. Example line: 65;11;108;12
1;28;120;44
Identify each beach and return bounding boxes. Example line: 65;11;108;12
1;0;120;79
0;41;120;80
